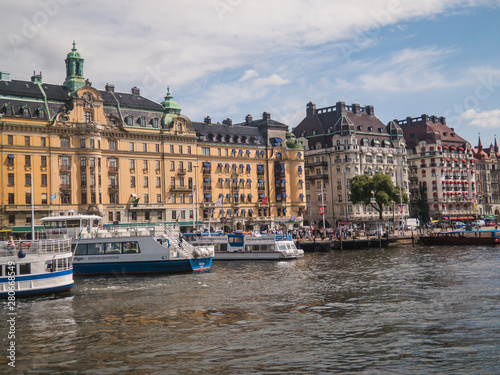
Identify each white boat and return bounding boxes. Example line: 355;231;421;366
185;232;305;260
40;215;214;276
0;238;73;298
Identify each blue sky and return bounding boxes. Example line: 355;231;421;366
1;0;500;147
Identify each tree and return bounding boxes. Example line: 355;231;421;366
349;173;409;221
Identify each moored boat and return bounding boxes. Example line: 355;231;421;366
0;238;73;298
185;232;305;260
40;215;213;276
419;229;500;246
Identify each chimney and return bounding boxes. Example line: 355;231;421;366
131;86;140;95
306;101;316;118
421;114;428;123
0;72;11;82
365;105;374;116
406;116;413;125
336;101;346;113
222;118;232;126
262;112;271;120
245;114;253;125
31;71;42;84
439;116;446;125
105;83;115;92
204;116;211;125
352;103;361;114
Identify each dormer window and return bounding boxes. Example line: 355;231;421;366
124;116;133;125
368;126;373;132
138;117;146;127
357;126;362;131
177;123;182;132
312;130;317;135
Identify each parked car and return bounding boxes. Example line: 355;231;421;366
485;221;497;226
453;221;466;228
471;220;485;227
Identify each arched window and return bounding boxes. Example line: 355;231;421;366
85;112;92;123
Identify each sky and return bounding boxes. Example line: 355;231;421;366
1;0;500;147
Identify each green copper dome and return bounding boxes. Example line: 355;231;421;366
67;41;82;59
161;87;181;114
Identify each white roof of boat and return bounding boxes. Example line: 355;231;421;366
40;214;103;221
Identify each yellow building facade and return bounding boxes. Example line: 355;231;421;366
0;44;305;235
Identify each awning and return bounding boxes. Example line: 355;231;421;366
248;194;253;198
226;178;231;182
220;209;225;214
257;165;264;171
298;166;303;172
219;193;224;197
227;209;232;214
7;154;14;159
232;149;236;153
298;152;302;157
248;209;254;214
240;178;245;182
246;164;251;170
241;209;246;214
299;179;303;184
299;193;305;198
226;194;231;198
282;193;287;197
241;194;246;198
239;164;244;168
247;179;252;183
203;178;211;182
233;178;238;182
258;194;265;198
232;164;237;168
204;194;212;198
218;178;223;181
246;150;251;154
225;163;230;168
258;179;265;183
203;162;211;167
218;163;223;167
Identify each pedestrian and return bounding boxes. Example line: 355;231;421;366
7;236;16;255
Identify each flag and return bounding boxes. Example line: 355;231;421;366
132;198;140;207
215;197;223;207
398;205;403;213
50;192;57;200
261;196;268;205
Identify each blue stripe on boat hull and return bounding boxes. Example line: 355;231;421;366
0;283;73;298
74;257;212;276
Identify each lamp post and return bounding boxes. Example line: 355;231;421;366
193;165;199;232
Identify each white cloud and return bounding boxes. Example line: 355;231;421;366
239;69;259;82
460;108;500;128
254;74;291;87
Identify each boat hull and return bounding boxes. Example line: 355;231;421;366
420;230;500;246
73;257;212;276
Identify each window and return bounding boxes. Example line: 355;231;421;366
25;173;32;186
130;176;136;187
25;192;31;205
25;136;30;146
143;176;149;187
188;162;192;172
156;176;161;188
143;143;147;152
60;137;69;148
157;211;162;220
7;155;14;166
130;142;134;151
143;160;148;170
157;194;162;203
156;144;160;153
8;193;14;204
130;159;135;170
155;160;160;170
144;194;149;204
41;137;46;147
85;112;92;123
7;135;13;145
187;146;191;154
109;140;116;150
202;147;210;155
180;193;185;203
41;174;47;186
179;145;183;154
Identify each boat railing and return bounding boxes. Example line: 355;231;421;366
0;238;72;258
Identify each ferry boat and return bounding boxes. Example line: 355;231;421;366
419;229;500;246
0;238;73;298
185;232;305;260
40;215;213;276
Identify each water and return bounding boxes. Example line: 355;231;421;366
1;244;499;374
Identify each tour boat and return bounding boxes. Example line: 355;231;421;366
40;215;213;276
419;229;500;246
0;238;73;298
185;232;305;260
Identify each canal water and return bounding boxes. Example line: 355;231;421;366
1;244;499;374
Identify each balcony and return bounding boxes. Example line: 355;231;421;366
177;169;186;175
170;185;191;192
305;160;328;168
201;202;215;208
203;186;212;192
60;165;71;171
108;185;119;192
60;184;71;190
305;174;329;181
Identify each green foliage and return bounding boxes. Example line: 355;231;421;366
349;173;409;220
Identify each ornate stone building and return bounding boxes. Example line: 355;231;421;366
396;114;476;222
0;44;305;234
472;137;500;219
293;101;408;229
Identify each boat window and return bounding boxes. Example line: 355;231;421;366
67;220;81;228
268;245;275;251
19;263;31;275
74;244;87;255
45;260;53;273
219;243;228;252
57;258;67;270
278;245;287;251
104;242;122;254
123;241;140;253
87;243;104;255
